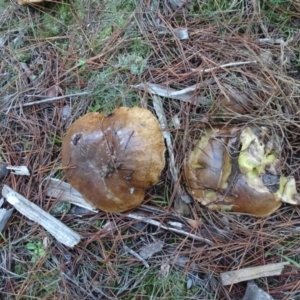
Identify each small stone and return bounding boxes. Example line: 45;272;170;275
0;163;9;180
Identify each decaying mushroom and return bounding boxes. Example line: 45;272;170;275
62;106;165;212
184;126;300;217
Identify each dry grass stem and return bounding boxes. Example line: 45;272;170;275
7;92;90;110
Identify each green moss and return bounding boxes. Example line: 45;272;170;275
29;2;74;38
13;263;26;276
50;201;71;215
127;39;151;57
115;265;211;299
26;240;46;263
117;53;148;75
88;0;136;50
26;271;60;297
14;51;32;63
87;67;141;114
200;0;235;12
98;26;113;42
267;0;292;7
0;0;5;13
42;14;64;37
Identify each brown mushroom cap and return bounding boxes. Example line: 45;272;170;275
62;106;165;212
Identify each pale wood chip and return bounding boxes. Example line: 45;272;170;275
2;185;81;248
221;262;289;286
6;166;30;176
45;178;98;212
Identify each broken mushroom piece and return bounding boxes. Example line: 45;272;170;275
62;107;165;212
184;126;300;217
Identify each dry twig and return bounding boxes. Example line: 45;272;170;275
7;92;89;110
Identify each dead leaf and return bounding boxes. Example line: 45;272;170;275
159;263;170;278
46;86;60;98
186;218;201;229
139;241;164;259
